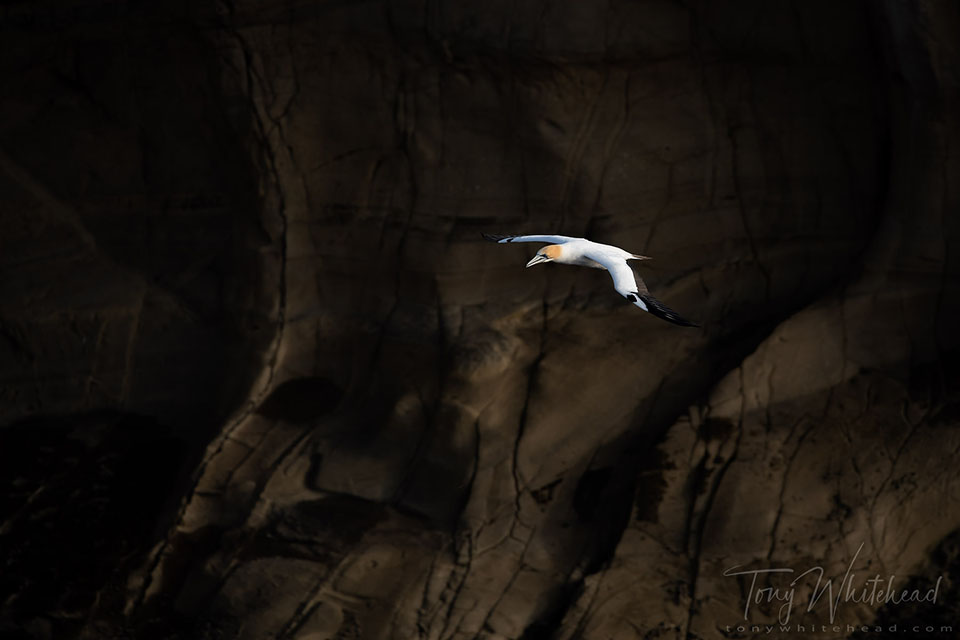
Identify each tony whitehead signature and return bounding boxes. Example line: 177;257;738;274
723;543;942;624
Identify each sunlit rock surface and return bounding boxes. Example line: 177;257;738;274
0;1;957;639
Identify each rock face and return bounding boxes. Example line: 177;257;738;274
0;1;958;639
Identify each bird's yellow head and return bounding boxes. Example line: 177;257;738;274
526;244;563;268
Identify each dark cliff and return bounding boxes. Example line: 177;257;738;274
0;1;958;639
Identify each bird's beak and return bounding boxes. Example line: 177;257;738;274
526;255;550;268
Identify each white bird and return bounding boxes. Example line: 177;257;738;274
483;233;699;327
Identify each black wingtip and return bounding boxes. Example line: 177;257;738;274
482;233;512;242
638;293;700;327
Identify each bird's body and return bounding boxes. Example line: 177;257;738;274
483;233;699;327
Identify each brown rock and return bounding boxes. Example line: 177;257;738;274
0;1;957;639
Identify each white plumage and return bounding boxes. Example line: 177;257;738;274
483;233;698;327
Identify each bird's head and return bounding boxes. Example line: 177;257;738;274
526;244;562;268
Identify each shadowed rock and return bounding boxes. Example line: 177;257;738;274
0;1;958;639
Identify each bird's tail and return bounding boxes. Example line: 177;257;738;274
637;293;699;327
629;253;652;260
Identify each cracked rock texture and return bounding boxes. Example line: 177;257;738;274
0;1;958;639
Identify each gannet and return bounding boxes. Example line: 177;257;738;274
483;233;699;327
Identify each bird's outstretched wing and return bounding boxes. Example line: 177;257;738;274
589;252;700;327
482;233;578;244
638;293;700;327
603;259;649;295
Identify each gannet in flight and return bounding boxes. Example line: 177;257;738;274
483;233;699;327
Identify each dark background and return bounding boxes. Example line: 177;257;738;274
0;1;958;638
